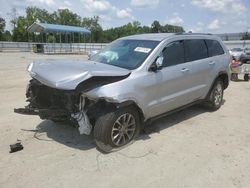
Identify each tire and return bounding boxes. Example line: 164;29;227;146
204;79;224;111
231;73;238;81
94;106;140;153
244;74;249;81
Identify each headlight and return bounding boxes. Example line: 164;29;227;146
27;62;33;72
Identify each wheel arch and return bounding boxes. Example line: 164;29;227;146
116;100;145;123
205;71;229;100
217;71;229;90
85;97;146;126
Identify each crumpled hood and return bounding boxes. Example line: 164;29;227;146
28;59;130;90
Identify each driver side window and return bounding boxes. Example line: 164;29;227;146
162;40;185;67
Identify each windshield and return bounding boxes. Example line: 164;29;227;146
90;39;160;70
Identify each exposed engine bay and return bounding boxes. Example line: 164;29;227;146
14;79;118;135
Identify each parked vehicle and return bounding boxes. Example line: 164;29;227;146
241;48;250;64
230;58;250;81
229;48;244;60
15;33;230;152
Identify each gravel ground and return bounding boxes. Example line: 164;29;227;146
0;52;250;188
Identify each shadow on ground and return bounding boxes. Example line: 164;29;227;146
30;103;225;151
33;120;96;150
233;79;249;82
138;103;223;140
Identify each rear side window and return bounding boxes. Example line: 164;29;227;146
205;40;225;57
184;40;208;62
162;40;185;67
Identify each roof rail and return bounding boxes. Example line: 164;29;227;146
175;32;213;35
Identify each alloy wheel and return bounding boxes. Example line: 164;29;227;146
111;113;136;146
214;83;223;106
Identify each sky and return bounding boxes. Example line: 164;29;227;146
0;0;249;34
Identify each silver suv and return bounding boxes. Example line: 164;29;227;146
15;33;230;152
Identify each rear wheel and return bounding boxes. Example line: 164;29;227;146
231;73;238;81
204;80;224;111
244;74;249;81
94;106;140;153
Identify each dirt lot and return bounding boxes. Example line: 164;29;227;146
0;52;250;188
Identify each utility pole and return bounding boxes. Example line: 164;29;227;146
7;7;17;30
243;26;250;49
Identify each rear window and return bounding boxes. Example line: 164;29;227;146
205;40;224;57
184;40;208;62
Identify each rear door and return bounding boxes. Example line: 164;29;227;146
159;39;212;110
181;39;212;101
205;39;227;88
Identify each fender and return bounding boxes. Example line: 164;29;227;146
205;71;229;100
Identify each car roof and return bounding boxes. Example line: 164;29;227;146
121;33;175;41
120;33;216;41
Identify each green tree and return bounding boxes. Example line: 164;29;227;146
54;9;81;26
12;16;29;41
242;32;250;40
47;35;56;43
8;6;185;43
142;26;151;33
26;7;55;25
11;7;86;42
151;20;161;33
102;21;144;42
162;24;184;33
2;30;12;41
0;17;6;40
8;8;18;29
0;17;5;32
82;16;102;42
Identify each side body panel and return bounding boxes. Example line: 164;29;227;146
86;35;230;120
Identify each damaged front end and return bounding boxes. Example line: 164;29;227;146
15;58;132;135
14;79;117;135
14;79;92;134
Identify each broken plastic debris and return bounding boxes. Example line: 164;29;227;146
9;142;23;153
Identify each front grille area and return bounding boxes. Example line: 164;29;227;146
27;79;79;112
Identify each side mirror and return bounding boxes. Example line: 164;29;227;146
149;56;163;72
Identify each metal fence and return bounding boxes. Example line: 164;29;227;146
0;42;107;53
223;40;250;49
0;40;250;53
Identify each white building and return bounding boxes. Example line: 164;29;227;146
217;33;246;41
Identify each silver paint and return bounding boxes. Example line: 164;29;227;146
28;33;231;122
28;59;130;90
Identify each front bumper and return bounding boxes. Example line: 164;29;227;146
14;107;69;120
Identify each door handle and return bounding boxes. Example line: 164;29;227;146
209;61;215;65
181;68;189;72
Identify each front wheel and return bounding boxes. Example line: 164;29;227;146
204;80;224;111
94;106;140;153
